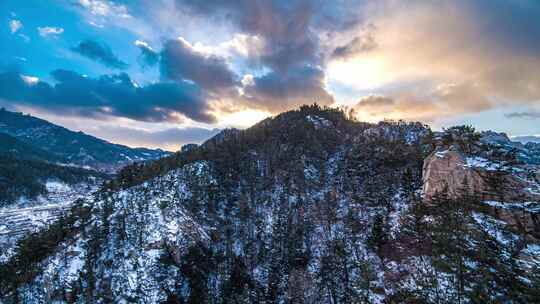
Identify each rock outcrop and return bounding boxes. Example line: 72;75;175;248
422;146;485;200
422;145;540;239
423;146;540;202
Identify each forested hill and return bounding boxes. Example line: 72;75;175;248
1;105;539;303
0;108;168;207
0;132;58;162
0;132;107;207
0;108;169;172
106;105;428;191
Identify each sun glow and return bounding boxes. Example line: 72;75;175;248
218;109;271;128
327;56;390;90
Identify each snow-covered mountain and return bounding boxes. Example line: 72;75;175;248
1;105;539;303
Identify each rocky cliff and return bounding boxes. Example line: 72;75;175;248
422;130;540;239
422;146;485;200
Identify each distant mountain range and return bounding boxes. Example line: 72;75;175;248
0;108;169;172
0;108;169;207
512;135;540;144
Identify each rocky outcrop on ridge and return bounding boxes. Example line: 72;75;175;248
422;128;540;239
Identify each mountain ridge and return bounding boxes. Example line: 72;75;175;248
0;108;169;173
0;105;539;303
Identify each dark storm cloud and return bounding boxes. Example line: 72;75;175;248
154;35;335;112
0;67;215;123
177;0;320;72
172;0;353;112
160;38;238;92
72;39;128;69
463;0;540;56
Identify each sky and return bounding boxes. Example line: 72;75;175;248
1;0;539;151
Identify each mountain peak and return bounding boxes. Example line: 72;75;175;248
2;106;539;303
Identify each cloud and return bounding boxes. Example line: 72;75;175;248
9;19;22;34
353;95;440;122
37;26;64;37
72;39;128;69
157;36;336;114
160;38;238;92
17;34;30;43
135;40;159;67
67;0;363;116
330;0;540;122
77;0;131;18
176;0;321;72
331;25;377;60
505;112;540;120
94;125;221;151
0;67;216;123
241;65;334;112
23;0;540;127
352;82;493;123
173;0;342;112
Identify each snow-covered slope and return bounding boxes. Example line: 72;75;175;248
1;106;539;303
3;162;210;302
0;180;103;262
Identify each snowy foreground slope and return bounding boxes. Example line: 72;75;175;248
0;181;101;263
1;106;539;303
2;162;210;303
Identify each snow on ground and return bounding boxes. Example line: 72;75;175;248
388;192;411;238
435;150;449;158
471;212;519;246
464;156;500;171
306;115;333;129
519;243;540;271
45;180;72;193
0;182;100;264
0;202;72;263
483;200;540;213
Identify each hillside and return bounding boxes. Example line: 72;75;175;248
0;155;107;207
0;133;59;161
0;105;539;303
0;108;169;172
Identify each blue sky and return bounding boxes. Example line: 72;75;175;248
1;0;539;150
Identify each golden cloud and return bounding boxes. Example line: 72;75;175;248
330;1;540;122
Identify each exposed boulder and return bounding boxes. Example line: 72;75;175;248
423;147;540;202
422;144;540;239
422;146;485;200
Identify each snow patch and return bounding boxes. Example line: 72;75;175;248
464;156;500;171
45;180;72;193
306;115;332;129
